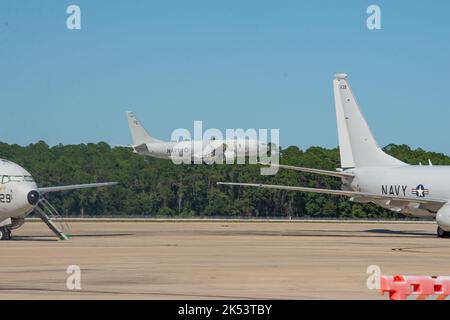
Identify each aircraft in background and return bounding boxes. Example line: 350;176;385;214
219;74;450;238
0;158;116;240
126;111;275;164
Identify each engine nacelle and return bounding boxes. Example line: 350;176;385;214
436;204;450;231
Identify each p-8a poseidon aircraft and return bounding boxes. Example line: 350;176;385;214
0;159;116;240
219;74;450;238
126;112;274;164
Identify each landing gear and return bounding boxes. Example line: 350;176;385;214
437;226;450;238
0;227;11;240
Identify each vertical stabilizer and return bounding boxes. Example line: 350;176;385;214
126;111;162;145
333;74;405;168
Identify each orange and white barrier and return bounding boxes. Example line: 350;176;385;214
381;275;450;300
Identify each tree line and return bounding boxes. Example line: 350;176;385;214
0;141;448;218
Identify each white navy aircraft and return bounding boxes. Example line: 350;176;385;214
219;74;450;238
126;112;274;164
0;159;116;240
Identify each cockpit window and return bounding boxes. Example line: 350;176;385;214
0;175;35;184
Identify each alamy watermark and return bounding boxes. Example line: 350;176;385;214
66;265;81;290
366;5;381;30
66;5;81;30
169;121;279;175
366;265;381;290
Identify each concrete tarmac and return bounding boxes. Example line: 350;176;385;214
0;221;449;299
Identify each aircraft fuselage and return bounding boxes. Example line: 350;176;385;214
133;139;265;162
0;159;39;221
347;165;450;217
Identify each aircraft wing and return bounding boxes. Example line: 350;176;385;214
217;182;446;214
259;163;353;178
39;182;118;194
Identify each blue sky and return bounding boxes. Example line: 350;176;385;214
0;0;449;153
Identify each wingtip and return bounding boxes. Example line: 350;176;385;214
334;73;348;80
102;181;119;187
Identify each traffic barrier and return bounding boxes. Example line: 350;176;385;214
380;275;450;300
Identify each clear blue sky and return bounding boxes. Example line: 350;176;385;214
1;1;449;153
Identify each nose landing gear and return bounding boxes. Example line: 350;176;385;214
0;227;11;240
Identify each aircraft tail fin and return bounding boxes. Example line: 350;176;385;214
333;74;405;168
126;111;162;145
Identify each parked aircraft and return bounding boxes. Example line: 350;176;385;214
0;158;116;240
126;111;274;164
218;74;450;238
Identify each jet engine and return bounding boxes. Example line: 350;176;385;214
203;143;233;164
436;204;450;232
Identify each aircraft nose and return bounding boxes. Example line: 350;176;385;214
27;190;40;205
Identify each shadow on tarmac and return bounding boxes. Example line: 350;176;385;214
365;229;435;237
9;233;134;241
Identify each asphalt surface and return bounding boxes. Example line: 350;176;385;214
0;221;448;299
